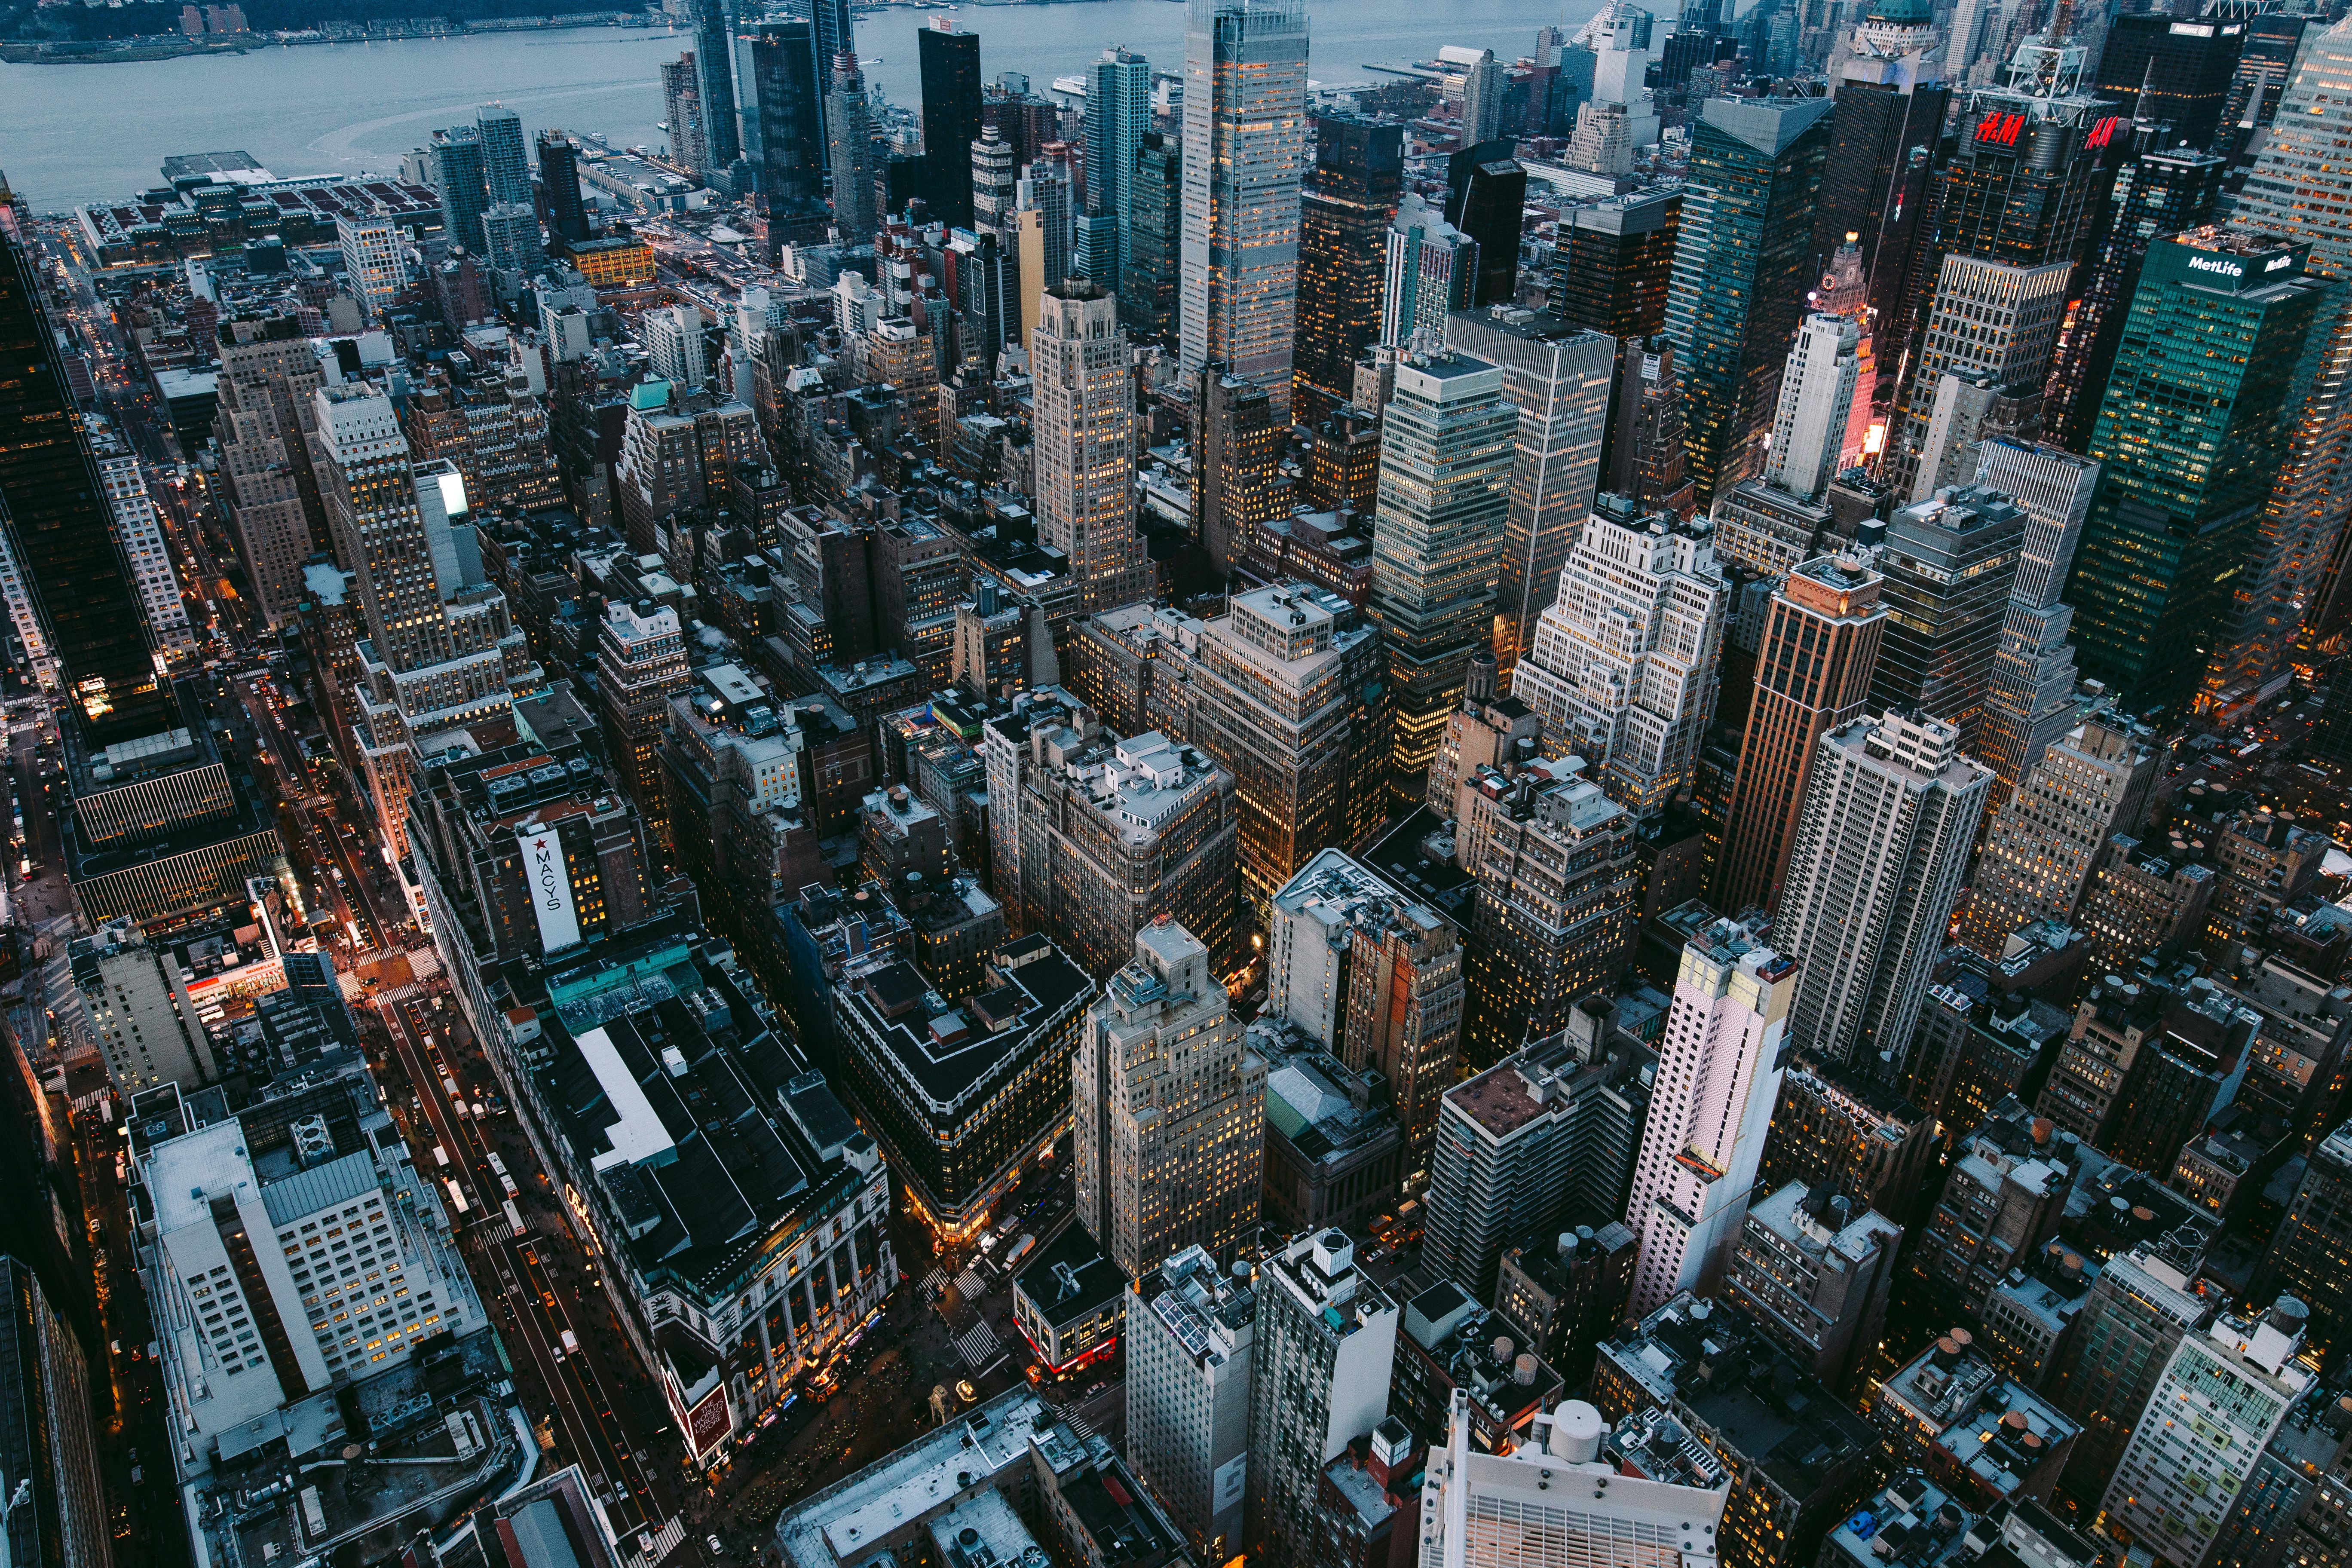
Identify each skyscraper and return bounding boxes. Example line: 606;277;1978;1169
1014;150;1073;347
1955;720;2156;958
1761;313;1861;499
2068;230;2338;714
1551;190;1679;338
1033;280;1152;612
433;127;487;255
1508;499;1727;818
1776;711;1991;1078
536;129;588;243
1445;306;1615;686
2092;13;2245;150
1626;915;1795;1314
1460;48;1504;144
1366;347;1518;785
1891;255;2073;502
1124;132;1183;349
1073;920;1265;1278
214;315;328;631
1867;484;2025;747
825;51;881;242
1194;366;1282;574
1446;139;1528;308
1975;438;2101;796
1127;1248;1255;1565
1666;94;1835;507
1379;194;1476;348
1292;115;1403;423
1712;553;1886;918
1086;46;1151;293
1604;335;1696;519
692;0;742;173
804;0;856;153
1812;8;1948;374
475;102;530;206
969;124;1018;239
1180;0;1308;420
918;17;982;229
662;53;707;178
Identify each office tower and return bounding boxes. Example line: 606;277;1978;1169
1243;1230;1398;1568
1446;141;1527;308
1446;308;1615;686
744;21;826;248
825;52;881;242
1124;132;1183;349
1459;48;1504;144
1379;194;1475;349
1032;280;1151;612
1956;721;2154;958
1422;1393;1729;1568
1626;916;1795;1314
919;18;982;230
475;102;529;207
970;125;1018;241
1893;260;2072;502
1711;554;1885;918
1777;711;1991;1077
214;317;327;630
802;0;854;138
1974;440;2100;797
2070;231;2337;714
1292;116;1403;423
1014;153;1073;346
1724;1185;1901;1393
2262;1125;2352;1364
1129;1247;1255;1564
433;127;488;254
948;227;1017;372
1194;366;1281;574
1180;0;1308;420
1191;589;1390;914
692;0;741;172
1551;190;1679;338
1564;99;1637;178
1086;47;1150;292
1509;500;1727;818
0;232;175;746
663;53;706;176
1074;921;1264;1278
1762;314;1860;499
536;129;588;242
1605;336;1695;519
1667;95;1834;507
0;1256;112;1568
335;213;401;322
94;453;194;658
1461;762;1639;1067
2094;14;2245;150
642;302;708;389
2043;1246;2214;1506
1367;348;1518;785
477;202;539;272
2043;143;2225;453
1867;485;2025;745
68;921;216;1092
2103;1299;2314;1566
1423;1024;1654;1302
1813;20;1950;364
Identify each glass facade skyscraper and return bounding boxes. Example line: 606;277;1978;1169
1291;116;1402;424
1086;46;1151;294
918;19;982;230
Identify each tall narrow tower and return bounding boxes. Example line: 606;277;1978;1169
1291;116;1403;424
824;52;881;243
1086;46;1152;294
1032;281;1150;611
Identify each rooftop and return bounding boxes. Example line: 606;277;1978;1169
777;1390;1057;1568
1011;1224;1129;1333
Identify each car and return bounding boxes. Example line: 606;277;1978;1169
708;1536;725;1556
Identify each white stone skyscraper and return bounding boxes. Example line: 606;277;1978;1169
1973;438;2101;798
1032;279;1151;611
1775;710;1991;1079
1955;719;2156;959
1625;915;1795;1316
1180;0;1308;420
1073;919;1266;1279
1508;499;1727;818
1761;313;1861;498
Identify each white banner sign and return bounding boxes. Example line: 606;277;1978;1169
518;829;581;953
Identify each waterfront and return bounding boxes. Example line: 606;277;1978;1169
0;0;1593;211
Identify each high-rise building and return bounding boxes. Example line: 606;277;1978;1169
1812;21;1948;388
825;52;882;243
1761;314;1859;499
1243;1229;1398;1568
597;598;689;844
94;450;195;658
692;0;742;174
1459;49;1504;144
1891;257;2073;503
1956;721;2156;958
2044;1245;2214;1508
1127;1246;1255;1564
1776;711;1991;1077
536;129;588;243
1086;47;1151;293
641;302;708;390
1194;366;1283;575
214;315;328;629
335;213;401;322
1380;195;1478;349
1551;190;1680;339
2259;1122;2352;1364
1604;335;1696;519
1867;484;2025;747
1075;920;1263;1278
2093;14;2245;150
68;920;217;1093
1292;116;1404;423
476;201;540;272
1124;132;1183;350
1723;1183;1902;1393
1014;150;1074;346
663;53;707;178
1710;553;1885;918
1625;915;1795;1314
475;102;529;206
0;1255;113;1568
2068;230;2338;714
919;18;983;230
1032;280;1151;612
747;21;827;248
433;127;488;254
1974;439;2101;798
1507;499;1727;818
1179;0;1308;420
1445;308;1614;685
970;124;1019;239
1367;348;1518;785
1446;140;1527;309
1666;95;1834;507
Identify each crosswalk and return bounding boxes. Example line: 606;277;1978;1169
918;1268;946;1296
954;1321;999;1368
1063;1408;1096;1441
956;1269;987;1297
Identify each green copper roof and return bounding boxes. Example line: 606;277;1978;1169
630;379;672;412
1868;0;1932;24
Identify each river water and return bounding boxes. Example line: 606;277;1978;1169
0;0;1595;212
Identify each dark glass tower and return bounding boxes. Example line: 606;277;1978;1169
747;21;828;249
807;0;856;169
2093;13;2245;151
1291;115;1403;424
693;0;742;172
1121;131;1182;350
536;129;589;243
919;20;983;231
0;231;172;748
1811;27;1949;395
1445;139;1527;308
2067;231;2338;714
1552;188;1679;338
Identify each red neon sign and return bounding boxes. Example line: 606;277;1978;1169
2085;115;2123;149
1975;110;2026;146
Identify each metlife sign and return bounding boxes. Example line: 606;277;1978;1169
518;829;582;953
2178;241;2305;292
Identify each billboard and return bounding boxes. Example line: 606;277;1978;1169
518;829;581;953
686;1383;734;1458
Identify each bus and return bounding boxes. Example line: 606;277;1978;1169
444;1179;469;1216
502;1199;526;1238
432;1146;450;1168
